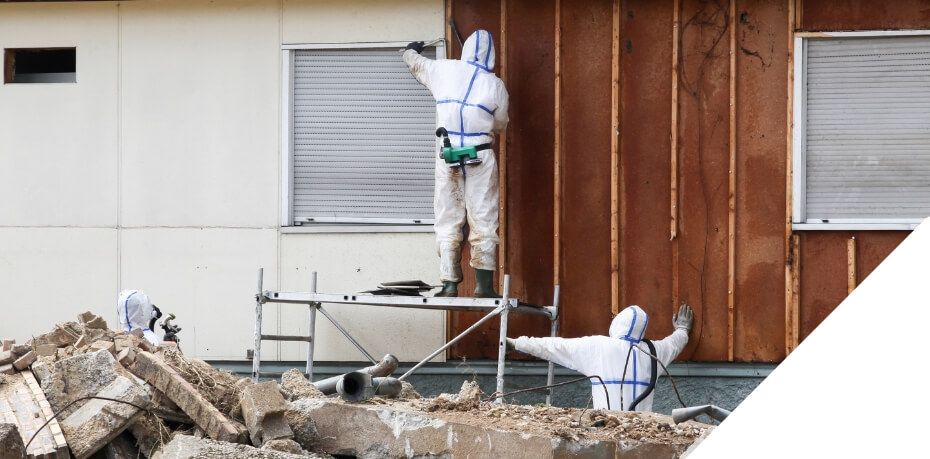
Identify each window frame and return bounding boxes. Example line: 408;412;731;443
280;41;446;229
792;30;930;231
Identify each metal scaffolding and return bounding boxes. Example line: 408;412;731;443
252;268;560;404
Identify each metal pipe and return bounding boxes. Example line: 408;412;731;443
313;354;399;394
398;305;505;381
317;305;377;364
546;284;561;406
672;405;732;424
252;268;263;382
306;271;317;379
495;275;512;404
335;373;403;402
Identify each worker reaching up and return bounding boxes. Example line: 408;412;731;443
508;304;694;412
403;30;509;298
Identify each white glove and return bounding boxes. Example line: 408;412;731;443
673;304;694;333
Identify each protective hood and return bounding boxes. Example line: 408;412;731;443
609;305;649;343
461;29;495;71
117;289;155;333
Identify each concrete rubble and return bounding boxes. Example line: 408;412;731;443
1;310;710;458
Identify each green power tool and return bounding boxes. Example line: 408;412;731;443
436;127;482;168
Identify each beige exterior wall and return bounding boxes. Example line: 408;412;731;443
0;0;444;362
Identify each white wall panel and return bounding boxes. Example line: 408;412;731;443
279;232;443;362
119;0;280;228
0;3;118;227
120;228;278;360
0;228;117;341
283;0;443;44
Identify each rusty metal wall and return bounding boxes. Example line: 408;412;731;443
447;0;913;362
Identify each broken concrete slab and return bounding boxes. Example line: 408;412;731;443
12;350;36;371
129;351;244;443
287;398;700;459
0;365;13;375
59;375;149;459
153;434;330;459
0;351;13;366
90;340;116;356
1;340;13;352
33;350;121;418
117;346;136;367
11;344;30;357
35;344;58;357
279;368;323;401
78;311;108;330
0;423;26;459
261;438;308;455
240;381;293;446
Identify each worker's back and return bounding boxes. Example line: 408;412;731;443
404;30;509;147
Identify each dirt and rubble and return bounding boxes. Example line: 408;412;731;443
0;311;710;458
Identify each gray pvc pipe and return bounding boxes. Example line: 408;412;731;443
313;353;398;395
671;405;732;424
335;373;403;402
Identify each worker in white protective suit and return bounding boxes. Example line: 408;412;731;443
507;304;694;412
117;289;162;346
403;30;509;298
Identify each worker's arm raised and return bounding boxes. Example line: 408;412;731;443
403;48;435;90
492;83;510;132
511;335;601;376
652;304;693;370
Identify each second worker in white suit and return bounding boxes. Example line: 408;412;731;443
403;30;509;298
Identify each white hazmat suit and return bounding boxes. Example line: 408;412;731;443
117;289;161;346
404;30;510;283
513;305;689;412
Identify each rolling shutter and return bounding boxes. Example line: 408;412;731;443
804;36;930;222
292;47;437;224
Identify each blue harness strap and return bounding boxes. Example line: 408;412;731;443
123;291;138;332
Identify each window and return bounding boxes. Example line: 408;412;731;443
4;48;76;84
282;43;443;226
793;32;930;230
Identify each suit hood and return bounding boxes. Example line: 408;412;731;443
609;305;649;342
461;29;495;71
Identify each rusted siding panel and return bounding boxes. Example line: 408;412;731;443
447;0;502;359
675;0;731;361
498;0;557;337
732;0;788;362
801;0;930;31
619;0;675;340
559;0;614;338
798;232;849;339
855;232;908;285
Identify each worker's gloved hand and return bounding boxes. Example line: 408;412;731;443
673;304;694;333
405;41;425;54
505;337;516;351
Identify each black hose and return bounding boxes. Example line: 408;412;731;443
618;344;635;410
484;374;610;410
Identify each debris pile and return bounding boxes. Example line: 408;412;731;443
0;311;331;458
1;312;709;458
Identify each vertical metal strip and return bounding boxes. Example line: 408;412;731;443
610;0;621;315
495;275;512;404
727;0;737;362
553;0;562;289
499;0;509;286
253;268;264;382
306;271;317;379
785;0;797;356
847;237;857;294
670;0;682;310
